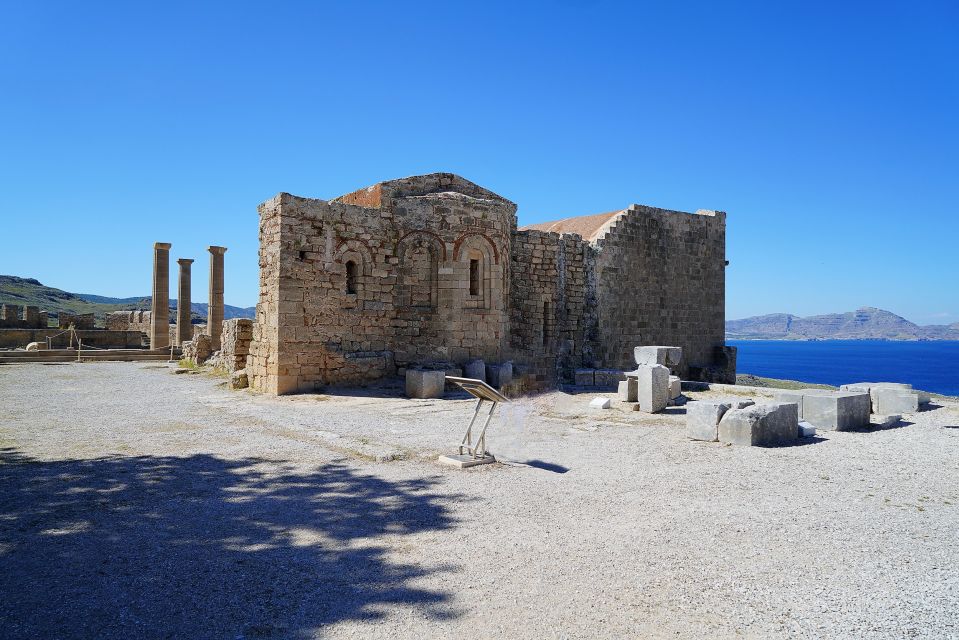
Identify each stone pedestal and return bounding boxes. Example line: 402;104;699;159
636;364;669;413
150;242;172;350
176;258;194;347
208;246;227;351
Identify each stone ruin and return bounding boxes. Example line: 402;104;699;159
244;172;735;395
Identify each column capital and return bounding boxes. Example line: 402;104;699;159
154;242;172;250
208;245;228;255
177;258;195;266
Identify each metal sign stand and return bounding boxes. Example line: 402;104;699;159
439;376;510;469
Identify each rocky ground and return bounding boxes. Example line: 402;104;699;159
1;362;957;639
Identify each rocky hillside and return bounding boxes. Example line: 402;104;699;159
0;275;254;323
727;307;959;341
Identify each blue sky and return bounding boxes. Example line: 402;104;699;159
1;1;956;323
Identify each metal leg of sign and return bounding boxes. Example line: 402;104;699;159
439;397;498;468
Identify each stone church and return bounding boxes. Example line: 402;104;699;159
246;173;732;395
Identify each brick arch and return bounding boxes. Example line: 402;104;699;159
452;232;501;264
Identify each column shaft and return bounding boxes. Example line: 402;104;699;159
208;246;227;350
151;242;172;350
176;259;194;346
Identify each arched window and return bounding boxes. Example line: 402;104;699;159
469;258;480;296
345;260;358;294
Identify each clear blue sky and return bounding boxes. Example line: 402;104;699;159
1;1;956;323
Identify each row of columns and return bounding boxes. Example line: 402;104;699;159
150;242;227;351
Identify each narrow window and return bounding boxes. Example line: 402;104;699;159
543;301;551;345
345;260;357;294
469;259;480;296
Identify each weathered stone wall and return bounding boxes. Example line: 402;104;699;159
0;329;145;349
219;318;253;373
510;230;593;387
590;205;727;378
105;310;152;333
57;312;96;330
0;305;47;329
248;175;516;394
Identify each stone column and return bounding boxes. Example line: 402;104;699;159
208;246;227;350
150;242;172;350
176;258;194;346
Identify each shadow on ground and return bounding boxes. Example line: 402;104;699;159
0;448;462;639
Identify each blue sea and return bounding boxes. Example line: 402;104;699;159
728;340;959;396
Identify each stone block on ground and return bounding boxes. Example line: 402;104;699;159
871;413;901;428
594;369;626;388
774;391;807;419
634;346;682;367
230;369;248;390
589;397;611;409
718;402;799;447
485;362;513;388
687;401;731;442
618;377;638;402
464;359;486;382
25;342;42;351
798;421;817;438
801;391;871;431
873;387;918;414
668;375;681;400
574;368;595;386
405;369;446;399
636;364;669;413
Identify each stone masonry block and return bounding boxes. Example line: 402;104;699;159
668;375;681;400
486;362;513;389
873;387;919;414
718;402;799;447
802;391;871;431
618;378;638;402
774;391;806;419
575;369;595;386
464;359;486;382
687;401;731;442
594;369;626;388
405;369;446;399
636;364;669;413
634;346;682;367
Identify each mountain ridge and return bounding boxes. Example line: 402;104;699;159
727;307;959;341
0;275;255;322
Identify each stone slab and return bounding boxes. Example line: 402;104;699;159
589;397;611;409
718;402;799;447
873;387;918;414
594;369;627;388
871;413;901;428
798;421;817;438
687;401;731;442
406;369;446;399
438;453;495;468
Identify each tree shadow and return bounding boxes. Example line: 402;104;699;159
0;448;462;639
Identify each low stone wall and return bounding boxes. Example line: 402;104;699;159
57;312;96;330
219;318;253;373
0;329;146;350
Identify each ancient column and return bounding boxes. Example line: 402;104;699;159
208;246;227;350
176;258;194;346
150;242;172;350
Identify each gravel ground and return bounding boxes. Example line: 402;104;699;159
1;362;957;639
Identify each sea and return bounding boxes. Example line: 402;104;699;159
728;340;959;396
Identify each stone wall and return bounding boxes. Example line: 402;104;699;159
510;230;593;388
56;312;96;330
590;205;727;379
106;310;151;333
249;174;516;394
219;318;252;373
0;329;145;349
0;305;48;329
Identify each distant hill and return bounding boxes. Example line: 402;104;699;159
727;307;959;341
0;275;255;323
